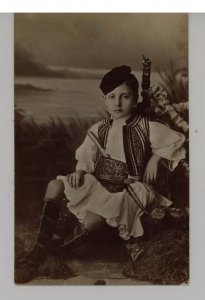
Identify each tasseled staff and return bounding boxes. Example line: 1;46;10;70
173;102;189;119
150;87;189;136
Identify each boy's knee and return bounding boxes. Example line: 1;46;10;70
45;179;64;201
83;212;105;232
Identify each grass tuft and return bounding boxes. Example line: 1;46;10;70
132;229;189;285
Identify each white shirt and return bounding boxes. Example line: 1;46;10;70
75;118;186;174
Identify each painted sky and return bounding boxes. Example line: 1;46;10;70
15;13;188;71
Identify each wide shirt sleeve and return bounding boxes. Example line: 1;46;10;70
75;123;99;173
149;121;186;171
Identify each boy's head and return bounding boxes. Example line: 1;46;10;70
100;66;139;119
100;65;139;97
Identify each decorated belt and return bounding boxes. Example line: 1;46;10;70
88;131;149;214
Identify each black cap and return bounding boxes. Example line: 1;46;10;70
100;65;132;95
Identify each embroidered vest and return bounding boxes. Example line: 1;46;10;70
97;115;151;177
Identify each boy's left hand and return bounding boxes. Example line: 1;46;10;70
143;154;162;184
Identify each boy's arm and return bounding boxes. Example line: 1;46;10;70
75;123;99;174
144;120;186;184
143;154;163;184
149;121;186;172
68;169;86;189
68;124;99;188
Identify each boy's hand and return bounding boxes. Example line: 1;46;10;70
143;155;162;184
68;169;86;188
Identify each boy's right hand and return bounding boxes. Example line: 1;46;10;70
68;169;86;189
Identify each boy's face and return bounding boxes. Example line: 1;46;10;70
104;83;138;119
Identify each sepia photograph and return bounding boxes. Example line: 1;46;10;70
14;13;189;285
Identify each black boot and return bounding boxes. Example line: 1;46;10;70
15;198;61;284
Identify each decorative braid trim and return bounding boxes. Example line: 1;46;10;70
97;115;151;176
124;115;151;176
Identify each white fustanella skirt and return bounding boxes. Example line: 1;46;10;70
57;174;172;240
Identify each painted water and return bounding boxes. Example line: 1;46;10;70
15;72;161;124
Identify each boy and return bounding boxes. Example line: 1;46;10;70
15;65;185;283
